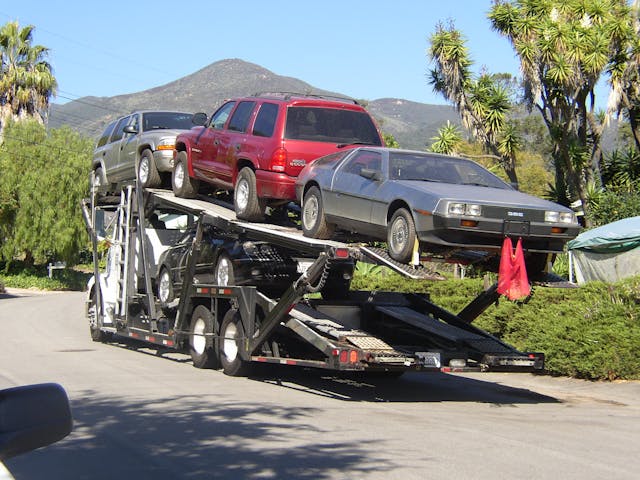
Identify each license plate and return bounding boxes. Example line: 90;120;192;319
503;220;530;236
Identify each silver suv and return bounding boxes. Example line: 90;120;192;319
92;110;193;189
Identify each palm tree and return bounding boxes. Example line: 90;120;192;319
607;0;640;152
0;21;57;137
428;22;520;187
488;0;634;225
430;121;463;155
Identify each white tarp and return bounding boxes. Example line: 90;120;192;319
571;248;640;284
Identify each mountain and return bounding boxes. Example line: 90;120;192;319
49;58;459;150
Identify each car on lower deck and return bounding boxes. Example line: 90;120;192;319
296;147;581;273
153;223;302;305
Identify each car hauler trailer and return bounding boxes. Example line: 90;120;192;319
82;182;545;376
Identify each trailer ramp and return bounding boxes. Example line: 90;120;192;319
376;305;515;354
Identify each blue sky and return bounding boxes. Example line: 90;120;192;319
1;1;542;107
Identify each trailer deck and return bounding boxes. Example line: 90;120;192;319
83;184;547;376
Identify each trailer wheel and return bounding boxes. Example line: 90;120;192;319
387;208;416;264
138;149;161;188
189;305;220;369
302;186;335;239
173;151;199;198
157;267;174;305
219;309;251;376
88;290;112;343
234;167;265;221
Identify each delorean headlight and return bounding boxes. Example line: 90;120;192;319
545;211;576;224
465;204;482;216
448;202;482;216
545;211;559;223
559;212;576;224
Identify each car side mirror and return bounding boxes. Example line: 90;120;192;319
192;112;208;126
123;125;138;135
360;168;382;181
0;383;72;460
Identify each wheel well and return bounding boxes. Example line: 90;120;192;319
302;181;320;199
175;141;187;153
138;145;152;156
387;200;411;222
235;159;254;183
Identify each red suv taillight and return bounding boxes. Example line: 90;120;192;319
271;148;287;172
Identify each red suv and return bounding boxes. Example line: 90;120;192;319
172;93;384;221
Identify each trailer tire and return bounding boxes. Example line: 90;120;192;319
189;305;220;369
219;308;251;376
138;149;161;188
89;290;112;343
387;208;416;264
173;151;199;198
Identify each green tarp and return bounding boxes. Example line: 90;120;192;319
567;216;640;253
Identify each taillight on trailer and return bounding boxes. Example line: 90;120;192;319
271;148;287;172
334;248;349;259
333;349;359;364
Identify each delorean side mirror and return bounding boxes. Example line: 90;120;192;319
360;168;383;181
0;383;73;460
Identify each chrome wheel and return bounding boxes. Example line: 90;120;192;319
236;178;249;211
138;157;149;184
222;322;239;363
215;255;233;286
191;317;206;355
302;195;319;231
174;161;184;190
390;216;409;252
158;269;173;304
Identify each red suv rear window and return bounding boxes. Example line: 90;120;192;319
284;107;382;145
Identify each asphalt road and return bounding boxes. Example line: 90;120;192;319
1;288;639;480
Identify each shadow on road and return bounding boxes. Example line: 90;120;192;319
248;365;560;404
7;391;396;480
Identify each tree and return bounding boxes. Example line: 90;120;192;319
0;120;92;267
428;22;520;187
607;0;640;152
382;131;400;148
0;21;56;138
489;0;635;226
429;121;463;154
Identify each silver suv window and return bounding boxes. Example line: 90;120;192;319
142;112;193;131
110;115;132;143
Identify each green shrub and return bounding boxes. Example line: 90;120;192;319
0;260;90;291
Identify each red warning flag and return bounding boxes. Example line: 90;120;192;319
497;237;531;301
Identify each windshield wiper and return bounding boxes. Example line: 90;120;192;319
336;141;376;148
460;182;490;187
400;177;448;183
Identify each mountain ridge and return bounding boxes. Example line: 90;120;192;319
49;58;459;150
